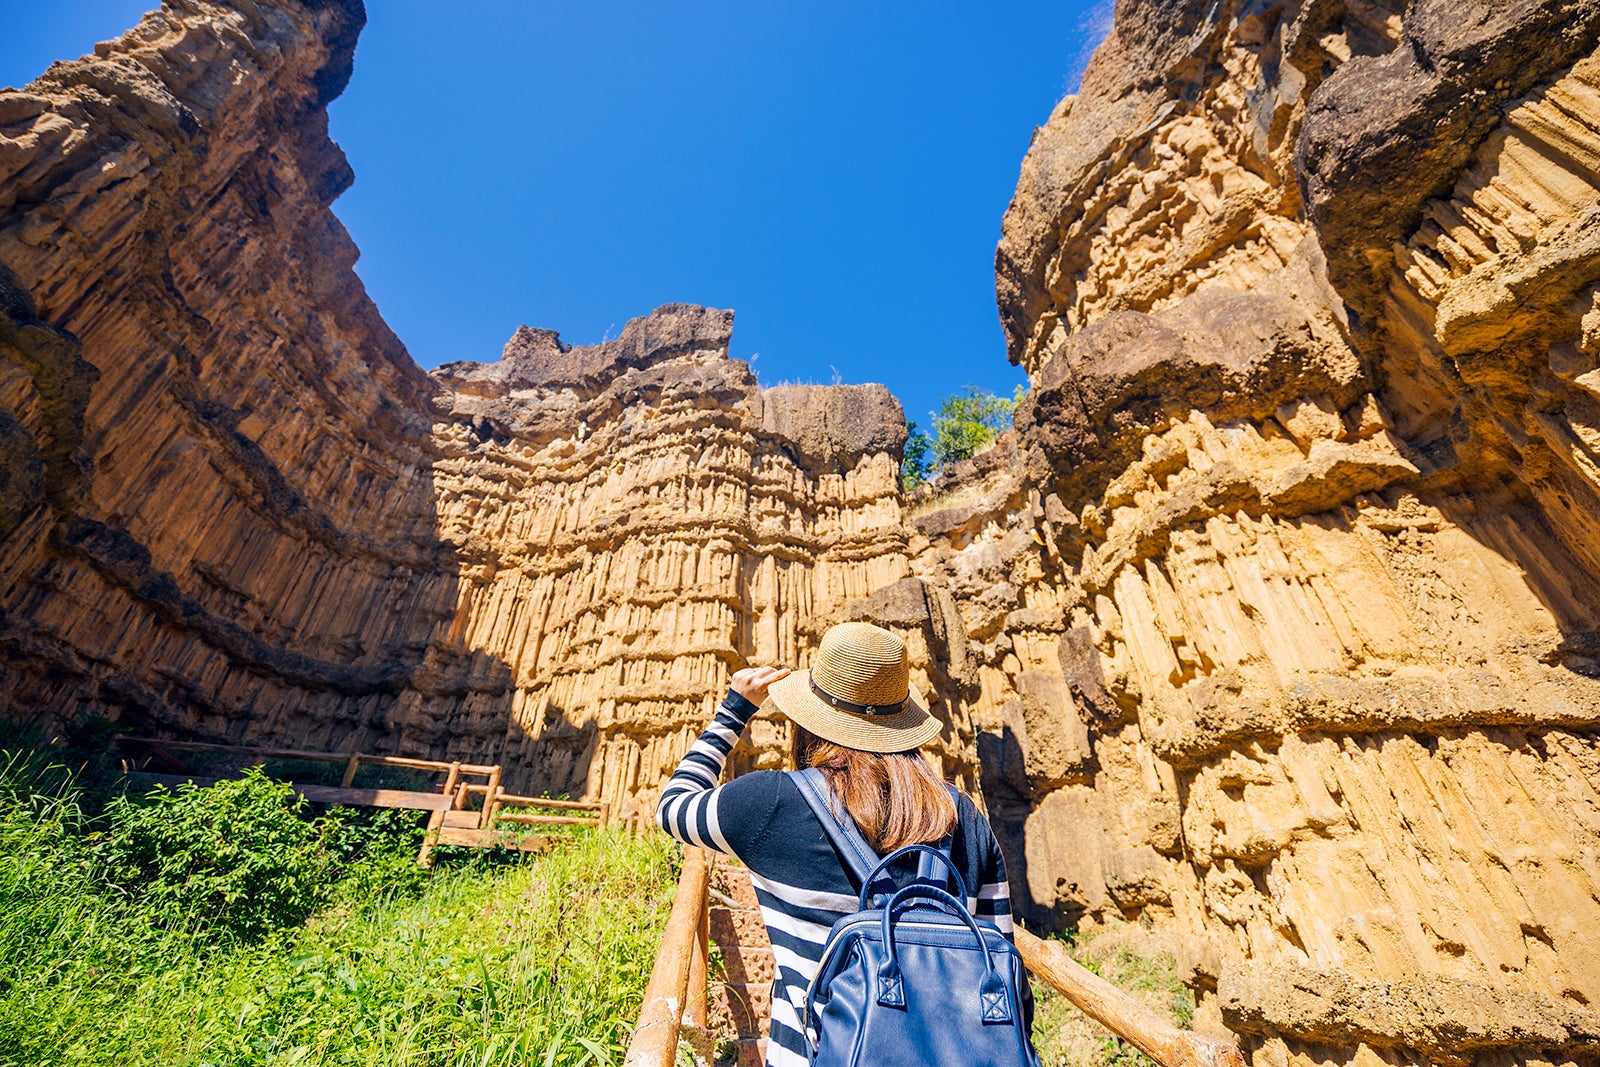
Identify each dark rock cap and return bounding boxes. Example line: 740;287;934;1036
761;382;907;465
1297;0;1600;324
433;303;735;398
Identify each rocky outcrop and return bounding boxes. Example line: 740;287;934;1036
910;1;1600;1064
0;265;96;540
6;2;1600;1063
423;304;977;809
0;0;449;749
0;2;977;816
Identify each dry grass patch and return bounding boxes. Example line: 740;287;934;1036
1030;923;1195;1067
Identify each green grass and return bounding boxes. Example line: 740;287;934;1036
0;744;676;1067
1030;924;1195;1067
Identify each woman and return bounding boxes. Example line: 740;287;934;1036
655;621;1016;1067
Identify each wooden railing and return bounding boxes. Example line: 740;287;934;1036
112;737;606;864
624;846;711;1067
623;849;1247;1067
1015;929;1246;1067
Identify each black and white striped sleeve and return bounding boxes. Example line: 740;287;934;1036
973;826;1016;940
654;689;759;855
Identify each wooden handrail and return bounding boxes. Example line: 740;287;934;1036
493;812;601;827
114;737;498;776
114;740;616;829
619;855;1244;1067
1015;929;1246;1067
625;847;711;1067
417;761;463;866
111;750;591;861
491;791;603;811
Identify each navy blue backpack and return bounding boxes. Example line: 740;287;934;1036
789;768;1041;1067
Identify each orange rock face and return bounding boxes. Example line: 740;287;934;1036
0;2;976;820
913;0;1600;1062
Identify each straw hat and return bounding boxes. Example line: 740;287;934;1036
767;621;942;753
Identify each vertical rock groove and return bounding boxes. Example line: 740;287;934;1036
919;0;1600;1063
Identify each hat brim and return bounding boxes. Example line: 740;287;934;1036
766;670;943;753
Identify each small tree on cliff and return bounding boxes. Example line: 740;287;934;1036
902;421;933;492
930;385;1021;466
900;386;1025;492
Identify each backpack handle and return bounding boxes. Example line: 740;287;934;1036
859;844;970;910
873;883;1013;1024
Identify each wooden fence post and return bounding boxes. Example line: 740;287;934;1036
482;765;502;830
417;761;462;868
688;893;709;1028
679;891;713;1066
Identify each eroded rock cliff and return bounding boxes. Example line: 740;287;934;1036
909;1;1600;1064
0;1;977;817
5;1;1600;1063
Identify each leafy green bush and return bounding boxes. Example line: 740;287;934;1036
319;806;431;915
901;385;1027;491
902;419;934;491
96;767;330;941
0;742;676;1066
931;384;1022;466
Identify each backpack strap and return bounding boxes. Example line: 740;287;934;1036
790;767;880;886
916;829;956;887
793;769;967;897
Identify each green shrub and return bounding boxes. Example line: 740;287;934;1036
900;384;1028;491
96;767;330;941
931;384;1022;466
902;420;934;491
0;742;677;1066
320;806;430;914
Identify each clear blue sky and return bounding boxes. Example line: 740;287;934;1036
9;3;1110;430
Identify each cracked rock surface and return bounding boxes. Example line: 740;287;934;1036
917;0;1600;1063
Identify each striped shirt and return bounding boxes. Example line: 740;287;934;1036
656;691;1017;1067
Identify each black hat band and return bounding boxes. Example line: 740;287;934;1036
810;676;908;717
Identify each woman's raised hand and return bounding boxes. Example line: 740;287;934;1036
730;665;792;707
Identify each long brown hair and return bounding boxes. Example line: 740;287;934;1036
791;724;958;853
